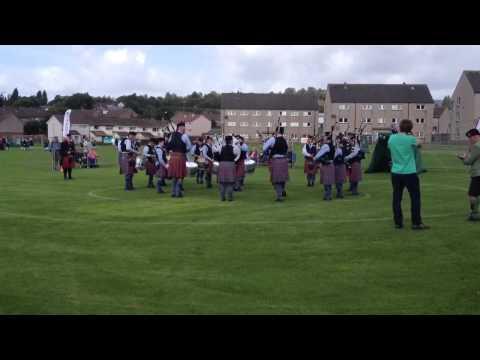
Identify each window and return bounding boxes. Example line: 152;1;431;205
117;126;124;130
94;125;99;129
106;126;113;130
280;122;287;127
378;118;385;124
338;104;349;110
267;111;272;116
361;105;373;110
240;122;249;127
280;111;287;116
227;121;236;127
418;131;424;137
291;112;299;117
142;128;147;131
338;118;348;123
392;118;397;123
303;111;312;116
362;118;372;123
253;111;261;116
415;118;425;124
378;105;385;110
129;127;136;130
255;133;260;138
226;111;236;116
416;104;425;110
241;134;249;139
267;122;272;127
290;122;299;127
253;122;260;127
457;97;461;104
240;111;249;116
303;122;311;127
153;128;158;132
392;105;402;110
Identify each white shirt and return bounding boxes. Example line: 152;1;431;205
344;145;360;161
303;144;314;157
154;145;167;167
314;144;331;161
117;138;135;152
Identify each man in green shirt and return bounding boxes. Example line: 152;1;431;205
387;119;429;230
457;128;480;221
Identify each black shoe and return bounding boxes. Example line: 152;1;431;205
207;185;212;189
157;189;165;194
336;194;344;199
412;224;430;230
282;191;286;197
221;198;226;201
467;214;480;221
171;194;177;198
395;224;403;229
228;198;233;202
177;193;183;198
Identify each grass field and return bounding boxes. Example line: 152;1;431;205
1;143;479;314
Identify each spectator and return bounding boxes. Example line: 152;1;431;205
49;136;62;170
387;119;429;230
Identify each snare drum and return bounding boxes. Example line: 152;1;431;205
186;161;198;177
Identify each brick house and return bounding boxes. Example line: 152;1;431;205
0;109;24;139
325;83;435;143
220;93;320;141
171;112;212;137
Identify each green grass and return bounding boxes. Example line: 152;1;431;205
0;144;479;314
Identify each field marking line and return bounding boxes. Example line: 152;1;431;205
0;209;460;226
87;189;121;201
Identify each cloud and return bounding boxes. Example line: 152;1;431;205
2;45;480;100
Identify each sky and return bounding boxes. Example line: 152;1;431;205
0;45;479;101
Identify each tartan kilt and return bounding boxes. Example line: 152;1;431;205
205;160;213;175
235;159;246;178
62;155;75;169
271;157;289;183
168;152;187;179
119;153;129;175
335;163;347;183
304;158;318;175
349;161;363;182
218;161;236;183
145;158;157;176
155;165;167;178
320;163;335;185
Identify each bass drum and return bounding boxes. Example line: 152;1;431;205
135;156;145;171
212;161;220;175
186;161;198;177
245;159;256;174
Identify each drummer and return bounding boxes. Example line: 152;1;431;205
215;135;240;201
191;137;205;185
143;138;157;188
165;122;192;198
202;136;214;189
234;136;249;192
118;131;138;189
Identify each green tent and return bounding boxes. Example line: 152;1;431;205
365;133;391;173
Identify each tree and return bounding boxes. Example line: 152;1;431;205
36;90;42;104
14;96;40;107
42;90;48;106
65;93;94;109
284;87;296;95
442;96;453;110
0;93;4;107
9;88;19;105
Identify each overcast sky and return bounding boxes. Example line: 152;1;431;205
0;45;479;101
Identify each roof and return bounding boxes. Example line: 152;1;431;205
464;71;480;93
115;131;129;137
50;110;162;128
221;93;319;110
91;131;107;136
69;130;80;135
327;84;434;104
0;109;21;123
433;106;445;119
7;107;53;119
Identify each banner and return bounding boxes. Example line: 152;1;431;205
62;109;72;137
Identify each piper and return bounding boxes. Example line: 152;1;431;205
263;127;289;202
165;122;192;198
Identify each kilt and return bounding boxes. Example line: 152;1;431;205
304;158;317;175
271;157;289;184
335;164;347;183
145;158;157;176
320;163;335;185
235;159;246;178
468;176;480;197
205;160;213;175
119;153;129;175
349;161;363;183
61;155;74;169
155;164;167;178
168;152;187;179
218;161;236;183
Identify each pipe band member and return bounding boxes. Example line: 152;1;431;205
125;150;137;191
234;136;248;192
302;135;317;187
215;135;240;201
191;137;205;184
344;134;364;196
263;127;289;202
154;138;169;194
60;134;75;180
165;122;192;198
202;137;215;189
143;138;157;188
118;131;138;190
314;135;335;201
334;137;347;199
458;128;480;221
